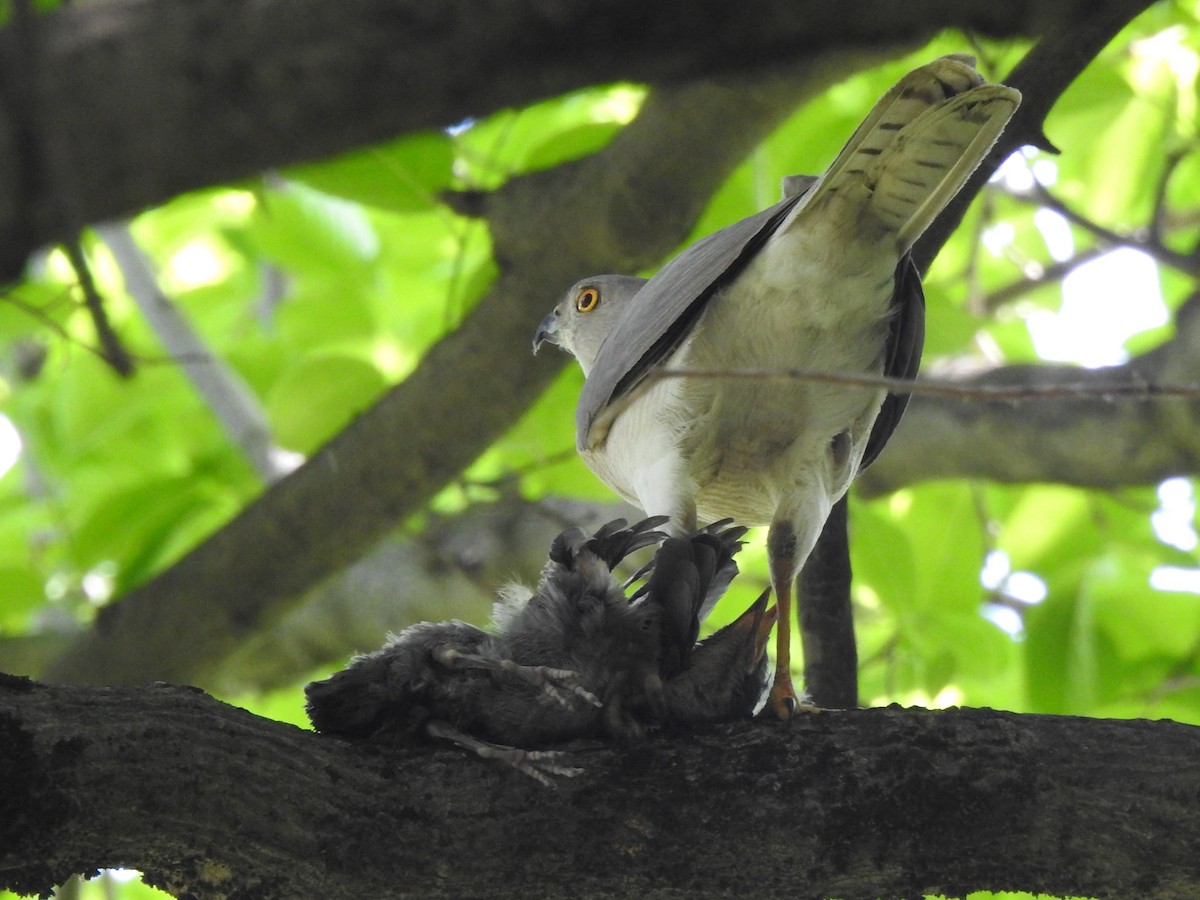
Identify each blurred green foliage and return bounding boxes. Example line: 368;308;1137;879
1;5;1199;899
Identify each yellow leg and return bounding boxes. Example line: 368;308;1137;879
765;522;799;719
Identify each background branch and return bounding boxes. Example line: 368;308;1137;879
96;222;297;482
860;291;1200;495
0;0;1105;282
1007;181;1200;276
976;245;1107;314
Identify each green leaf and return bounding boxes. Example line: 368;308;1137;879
473;366;618;502
0;564;44;630
1090;551;1200;662
920;300;988;360
220;679;315;729
287;132;455;213
1024;584;1092;714
887;483;988;614
455;84;644;187
273;284;380;349
266;353;388;453
999;486;1099;572
0;280;76;342
519;122;628;173
851;497;918;612
249;182;379;281
70;475;241;593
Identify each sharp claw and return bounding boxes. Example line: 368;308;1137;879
486;747;584;784
761;685;819;719
765;674;803;720
764;696;795;720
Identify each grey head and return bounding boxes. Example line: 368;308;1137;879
532;274;647;375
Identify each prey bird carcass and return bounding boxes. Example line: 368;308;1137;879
306;518;774;783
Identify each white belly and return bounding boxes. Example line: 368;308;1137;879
582;219;897;527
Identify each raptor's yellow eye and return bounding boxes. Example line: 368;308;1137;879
575;287;601;313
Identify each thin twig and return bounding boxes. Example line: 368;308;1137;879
61;239;135;377
1149;145;1191;244
1;283;216;369
978;245;1108;313
645;365;1200;402
1008;182;1200;276
13;0;134;376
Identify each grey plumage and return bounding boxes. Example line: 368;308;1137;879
533;56;1020;717
305;518;773;783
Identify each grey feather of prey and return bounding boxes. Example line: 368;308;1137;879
305;518;775;784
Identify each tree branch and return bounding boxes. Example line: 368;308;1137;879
60;238;136;377
975;245;1108;314
797;496;857;708
859;292;1200;495
2;674;1197;899
1007;181;1200;277
96;222;299;482
0;0;1105;281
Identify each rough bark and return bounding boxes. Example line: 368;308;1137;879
2;674;1197;900
798;496;858;708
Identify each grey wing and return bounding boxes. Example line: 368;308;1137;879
576;192;806;451
860;253;925;471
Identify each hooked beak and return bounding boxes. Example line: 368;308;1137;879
532;312;560;354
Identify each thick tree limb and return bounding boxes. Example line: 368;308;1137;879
0;0;1099;281
2;674;1198;899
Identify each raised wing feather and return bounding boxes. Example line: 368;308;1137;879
882;87;1020;253
779;57;1018;253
